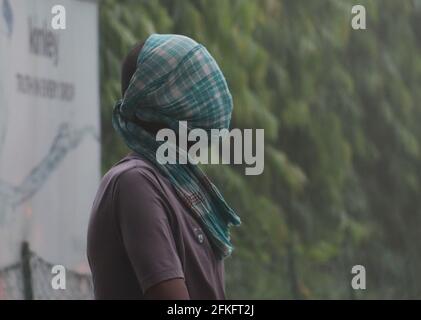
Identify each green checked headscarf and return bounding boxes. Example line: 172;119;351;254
112;34;241;259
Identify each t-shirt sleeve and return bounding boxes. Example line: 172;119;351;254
114;168;185;293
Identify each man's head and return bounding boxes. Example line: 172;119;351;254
121;42;144;97
120;42;167;134
114;34;233;140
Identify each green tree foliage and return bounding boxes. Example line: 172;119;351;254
100;0;421;298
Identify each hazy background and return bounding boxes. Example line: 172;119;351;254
100;0;421;299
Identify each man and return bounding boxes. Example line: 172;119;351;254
87;34;240;300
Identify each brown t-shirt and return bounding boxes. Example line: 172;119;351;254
87;152;225;299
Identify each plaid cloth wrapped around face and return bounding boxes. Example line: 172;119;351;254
112;34;241;259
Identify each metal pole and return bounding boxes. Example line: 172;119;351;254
21;241;33;300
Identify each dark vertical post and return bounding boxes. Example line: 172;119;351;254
21;241;33;300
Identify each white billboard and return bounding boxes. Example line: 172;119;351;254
0;0;100;279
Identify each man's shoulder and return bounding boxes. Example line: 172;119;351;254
102;153;160;190
100;154;171;220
